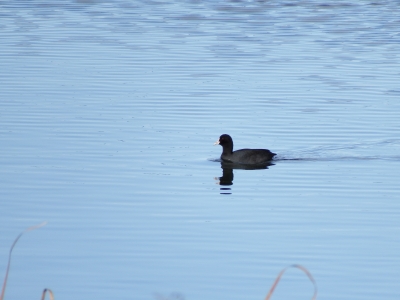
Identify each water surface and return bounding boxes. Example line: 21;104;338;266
1;1;400;300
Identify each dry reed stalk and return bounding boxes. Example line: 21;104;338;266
0;222;47;300
41;288;55;300
265;264;317;300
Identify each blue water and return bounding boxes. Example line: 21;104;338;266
1;1;400;299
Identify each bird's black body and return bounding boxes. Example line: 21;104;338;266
215;134;276;165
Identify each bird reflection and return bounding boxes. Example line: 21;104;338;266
215;162;274;194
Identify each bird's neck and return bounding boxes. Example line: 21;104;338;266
222;144;233;155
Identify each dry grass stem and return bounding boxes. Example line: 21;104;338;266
264;264;317;300
41;288;55;300
0;222;47;300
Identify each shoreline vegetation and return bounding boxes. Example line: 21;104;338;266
1;224;316;300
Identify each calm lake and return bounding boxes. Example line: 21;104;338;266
1;1;400;299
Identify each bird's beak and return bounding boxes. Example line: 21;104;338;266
213;139;220;146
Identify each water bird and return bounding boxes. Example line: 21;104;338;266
214;134;276;165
